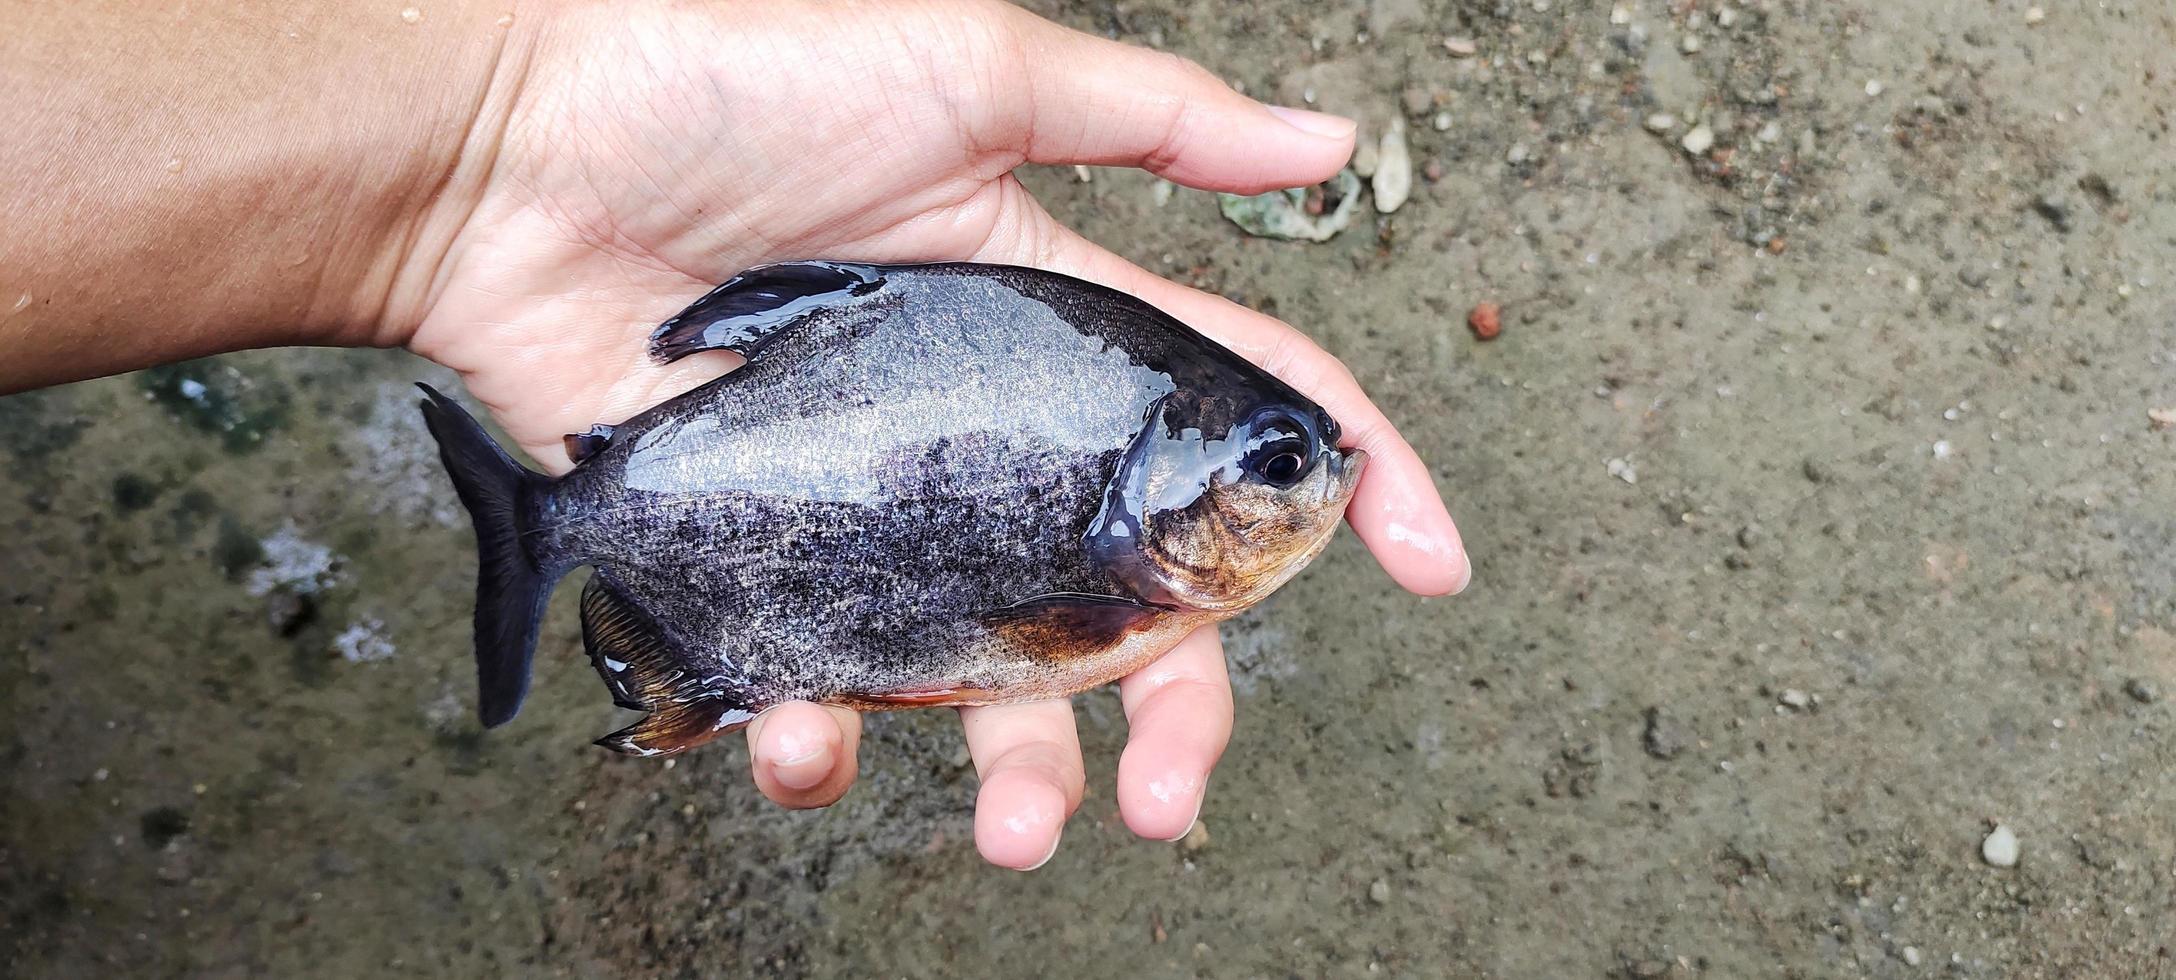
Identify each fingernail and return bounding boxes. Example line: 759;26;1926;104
1266;105;1356;140
1020;829;1063;871
1448;547;1474;596
1161;794;1206;842
769;736;833;791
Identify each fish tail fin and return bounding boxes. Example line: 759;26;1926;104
416;383;561;728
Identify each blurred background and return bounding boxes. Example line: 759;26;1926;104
4;1;2172;976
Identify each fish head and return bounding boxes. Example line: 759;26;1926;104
1087;394;1366;613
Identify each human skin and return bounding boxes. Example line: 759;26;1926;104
1;0;1471;869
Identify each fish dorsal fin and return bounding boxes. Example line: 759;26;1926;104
648;261;885;364
579;573;756;757
976;593;1167;659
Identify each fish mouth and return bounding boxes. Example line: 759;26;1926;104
1326;448;1368;506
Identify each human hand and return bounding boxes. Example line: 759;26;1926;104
394;0;1471;870
0;0;1470;870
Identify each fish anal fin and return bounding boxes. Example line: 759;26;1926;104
580;574;760;758
595;698;754;757
648;261;885;364
562;424;615;465
976;593;1168;661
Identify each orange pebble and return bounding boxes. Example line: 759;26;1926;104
1468;302;1502;340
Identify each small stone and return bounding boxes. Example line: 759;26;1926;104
1755;121;1782;143
1606;457;1637;485
1932;440;1953;460
1368;878;1391;904
1642;707;1688;760
1372;119;1413;213
1443;36;1478;57
1902;946;1923;967
2033;195;2072;233
1627;961;1669;979
1352;140;1380;178
2024;6;2045;25
1680;33;1702;54
1506;143;1531;165
1778;689;1812;710
1178;819;1211;853
1644;112;1679;133
1680;124;1716;155
1982;824;2020;868
2123;678;2160;704
1716;7;1739;27
1864;79;1885;97
1423;158;1444;182
1432;111;1452;132
1467;302;1502;340
1609;4;1633;26
2147;407;2175;431
1401;86;1434;117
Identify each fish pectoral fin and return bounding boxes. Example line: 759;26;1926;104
975;593;1169;660
580;573;757;757
648;261;886;364
562;424;615;465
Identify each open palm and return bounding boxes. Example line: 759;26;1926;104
402;0;1469;869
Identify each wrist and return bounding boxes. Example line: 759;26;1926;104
0;1;551;390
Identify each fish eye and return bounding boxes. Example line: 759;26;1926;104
1243;414;1316;488
1260;448;1307;484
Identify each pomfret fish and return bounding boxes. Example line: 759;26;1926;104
420;262;1364;757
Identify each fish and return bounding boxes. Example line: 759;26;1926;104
418;261;1365;757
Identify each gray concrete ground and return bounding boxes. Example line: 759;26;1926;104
4;1;2173;976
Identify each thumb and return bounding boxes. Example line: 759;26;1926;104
995;6;1355;194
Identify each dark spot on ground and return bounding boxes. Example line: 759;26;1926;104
139;806;190;849
111;472;162;513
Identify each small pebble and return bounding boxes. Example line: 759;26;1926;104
1756;120;1782;143
1372;119;1412;213
1178;820;1211;853
2123;678;2160;704
1982;824;2019;868
1717;7;1739;27
1432;111;1452;132
1506;143;1531;165
2148;407;2175;431
1467;302;1502;340
1423;158;1444;182
1368;878;1391;904
1644;112;1679;133
1680;124;1716;155
1680;33;1702;54
1902;946;1923;967
2024;6;2045;25
1443;36;1478;57
1864;79;1885;97
1778;689;1812;710
1606;457;1637;485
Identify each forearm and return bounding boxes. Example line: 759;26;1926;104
0;0;536;393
